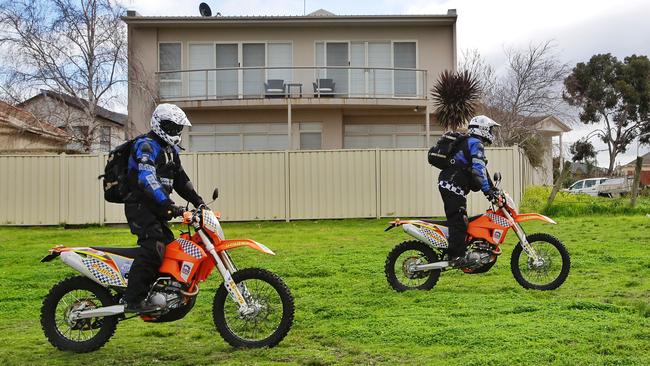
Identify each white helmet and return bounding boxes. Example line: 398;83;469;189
468;115;500;144
150;103;191;146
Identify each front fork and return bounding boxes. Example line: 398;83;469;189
500;208;542;263
197;230;254;316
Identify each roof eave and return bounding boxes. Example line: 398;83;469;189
120;15;457;27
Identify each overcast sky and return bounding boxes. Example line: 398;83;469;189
120;0;650;167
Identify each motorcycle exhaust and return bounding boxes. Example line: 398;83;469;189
72;305;125;320
414;261;451;271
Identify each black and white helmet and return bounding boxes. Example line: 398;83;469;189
468;115;500;144
150;103;191;146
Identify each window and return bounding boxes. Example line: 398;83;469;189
570;181;584;190
189;43;215;97
159;43;182;98
267;43;292;83
343;124;425;149
99;126;111;151
316;40;417;97
584;180;596;188
394;42;417;96
299;123;322;150
188;123;288;152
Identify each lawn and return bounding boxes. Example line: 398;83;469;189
0;215;649;365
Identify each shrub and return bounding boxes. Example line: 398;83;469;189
520;186;650;216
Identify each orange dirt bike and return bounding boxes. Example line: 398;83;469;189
40;189;294;353
384;173;570;292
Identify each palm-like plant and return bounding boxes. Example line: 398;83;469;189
431;70;481;131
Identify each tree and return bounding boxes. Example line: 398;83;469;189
563;54;650;174
0;0;127;152
430;70;481;131
461;41;570;167
569;139;597;176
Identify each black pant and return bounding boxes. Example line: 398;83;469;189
123;203;174;304
439;187;468;258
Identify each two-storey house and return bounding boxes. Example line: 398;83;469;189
123;9;458;152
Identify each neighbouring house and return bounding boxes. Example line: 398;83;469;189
527;115;572;185
0;101;70;153
620;152;650;186
19;90;127;153
122;8;566;185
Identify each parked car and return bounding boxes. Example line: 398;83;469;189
564;177;608;196
597;176;634;198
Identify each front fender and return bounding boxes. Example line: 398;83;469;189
515;213;557;225
216;239;275;255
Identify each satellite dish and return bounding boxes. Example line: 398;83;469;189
199;2;212;17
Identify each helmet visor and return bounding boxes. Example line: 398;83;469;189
159;119;184;136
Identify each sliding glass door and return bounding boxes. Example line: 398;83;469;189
394;42;417;96
215;44;238;98
242;43;265;97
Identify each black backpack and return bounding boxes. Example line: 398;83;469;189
99;135;142;203
427;132;470;170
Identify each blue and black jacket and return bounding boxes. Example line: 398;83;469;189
439;136;491;195
126;132;203;214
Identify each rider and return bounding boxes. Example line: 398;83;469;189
438;115;501;267
123;103;205;313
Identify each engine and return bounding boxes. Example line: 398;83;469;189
147;277;186;310
465;240;497;270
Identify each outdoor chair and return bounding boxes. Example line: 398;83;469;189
264;79;286;98
313;78;335;97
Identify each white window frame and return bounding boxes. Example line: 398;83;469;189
158;41;183;98
343;123;427;149
188;123;289;152
295;122;323;150
314;40;419;98
186;41;294;99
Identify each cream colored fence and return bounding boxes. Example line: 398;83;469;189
0;147;534;225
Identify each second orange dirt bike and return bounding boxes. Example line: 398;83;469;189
384;173;570;291
40;189;294;353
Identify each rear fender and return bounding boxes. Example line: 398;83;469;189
216;239;275;255
514;213;557;225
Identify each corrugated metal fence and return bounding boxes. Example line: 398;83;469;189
0;147;534;225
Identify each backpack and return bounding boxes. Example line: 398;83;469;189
99;135;142;203
427;132;470;170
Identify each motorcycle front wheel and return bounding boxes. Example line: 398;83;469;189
510;233;571;290
40;276;118;353
213;268;294;348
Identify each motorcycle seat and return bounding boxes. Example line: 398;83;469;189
92;246;141;258
421;214;483;227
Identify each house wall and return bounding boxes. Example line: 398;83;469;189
181;108;444;150
0;125;66;154
127;23;455;133
21;97;125;152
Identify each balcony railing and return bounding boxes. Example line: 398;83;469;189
156;66;428;101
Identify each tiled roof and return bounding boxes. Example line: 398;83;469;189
19;90;127;126
0;101;70;141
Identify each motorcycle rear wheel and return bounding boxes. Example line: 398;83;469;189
213;268;294;348
41;276;118;353
385;240;441;292
510;233;570;290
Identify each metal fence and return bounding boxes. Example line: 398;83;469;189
0;147;534;225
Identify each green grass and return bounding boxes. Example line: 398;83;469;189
521;186;650;216
0;216;649;365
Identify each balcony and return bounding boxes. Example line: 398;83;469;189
156;66;429;107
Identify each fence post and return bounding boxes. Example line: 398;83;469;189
98;155;105;225
59;153;67;225
285;150;290;222
375;148;381;219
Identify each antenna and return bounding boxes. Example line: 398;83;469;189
199;2;212;17
303;0;306;15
